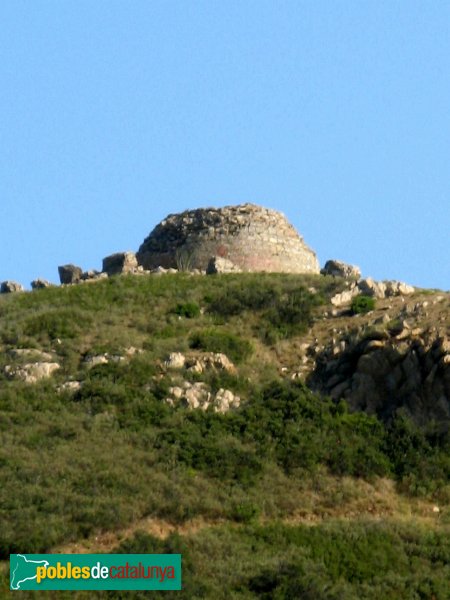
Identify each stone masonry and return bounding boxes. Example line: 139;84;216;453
137;204;320;274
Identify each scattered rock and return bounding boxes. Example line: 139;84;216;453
4;362;60;383
385;280;415;297
186;353;236;374
373;313;391;325
83;354;110;367
358;278;387;299
214;388;241;413
31;279;53;289
8;348;54;362
151;266;177;275
102;252;138;276
1;280;25;293
165;352;186;369
58;264;83;285
164;352;236;374
57;381;82;393
330;288;359;307
206;256;242;274
81;270;102;280
165;381;240;412
321;260;361;279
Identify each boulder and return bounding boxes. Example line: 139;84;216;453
58;264;83;285
384;280;415;297
165;382;240;413
102;252;138;276
206;256;242;275
165;352;186;369
186;353;236;374
358;277;387;298
8;348;54;361
214;388;241;413
1;280;24;293
330;288;359;307
81;270;101;280
4;362;60;383
57;381;82;393
83;354;110;368
321;260;361;279
31;279;53;289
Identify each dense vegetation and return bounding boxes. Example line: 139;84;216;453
0;273;448;597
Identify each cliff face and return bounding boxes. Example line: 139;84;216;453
295;292;450;430
137;204;320;274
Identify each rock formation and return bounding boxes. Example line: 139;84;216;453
58;264;83;285
137;204;320;274
321;260;361;279
0;281;24;293
308;329;450;430
102;252;138;276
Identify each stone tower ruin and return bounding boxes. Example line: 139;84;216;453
137;203;320;274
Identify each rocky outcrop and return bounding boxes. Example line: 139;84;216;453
137;204;320;274
1;281;24;293
8;348;54;361
102;252;138;276
356;278;415;299
357;278;387;299
58;264;83;285
4;362;60;383
308;330;450;429
384;280;415;297
321;260;361;279
330;285;359;307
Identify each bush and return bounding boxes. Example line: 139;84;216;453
173;301;200;318
351;295;375;315
189;329;253;363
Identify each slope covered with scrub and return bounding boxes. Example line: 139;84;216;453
0;272;449;598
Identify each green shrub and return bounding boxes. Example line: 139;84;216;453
173;301;200;318
189;329;253;363
351;295;375;314
23;308;93;340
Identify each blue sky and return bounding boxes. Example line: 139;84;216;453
1;1;449;290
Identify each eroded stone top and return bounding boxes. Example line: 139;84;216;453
137;203;320;274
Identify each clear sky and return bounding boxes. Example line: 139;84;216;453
1;1;449;290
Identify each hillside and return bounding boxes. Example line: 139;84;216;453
0;272;449;598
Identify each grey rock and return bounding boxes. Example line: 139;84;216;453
31;279;53;289
321;260;361;279
9;348;54;362
102;252;138;276
81;270;101;280
165;352;186;369
358;277;387;298
1;280;25;293
385;280;415;297
4;362;60;383
58;264;83;285
83;354;109;367
57;381;82;393
330;288;359;307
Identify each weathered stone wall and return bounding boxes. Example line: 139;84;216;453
137;204;320;274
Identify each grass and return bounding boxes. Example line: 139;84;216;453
0;272;448;597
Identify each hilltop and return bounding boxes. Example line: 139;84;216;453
0;269;449;598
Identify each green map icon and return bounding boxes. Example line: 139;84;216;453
10;554;49;590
